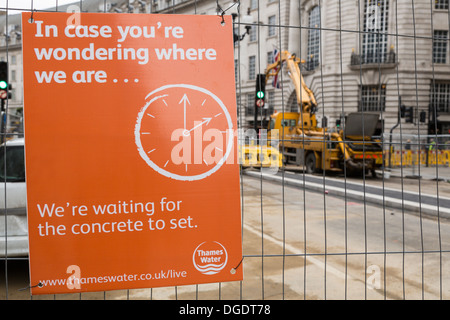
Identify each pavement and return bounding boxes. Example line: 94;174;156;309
388;165;450;181
244;165;450;220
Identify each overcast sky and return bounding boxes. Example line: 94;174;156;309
0;0;78;14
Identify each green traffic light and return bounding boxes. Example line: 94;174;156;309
256;91;265;99
0;81;7;90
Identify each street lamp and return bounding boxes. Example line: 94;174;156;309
233;13;253;44
223;2;253;44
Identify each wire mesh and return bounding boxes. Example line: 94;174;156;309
0;0;449;301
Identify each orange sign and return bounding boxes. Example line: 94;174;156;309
22;12;242;295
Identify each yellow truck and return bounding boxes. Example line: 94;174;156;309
265;51;384;176
239;143;283;169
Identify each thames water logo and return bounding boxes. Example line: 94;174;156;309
192;241;228;275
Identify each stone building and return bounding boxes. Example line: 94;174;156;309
0;0;128;134
143;0;450;139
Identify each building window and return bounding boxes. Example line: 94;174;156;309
435;0;449;9
268;15;276;37
246;93;254;116
267;51;274;65
234;59;238;83
431;82;450;113
362;0;389;64
250;0;258;10
267;90;275;114
433;30;448;64
307;6;320;70
359;85;386;112
249;24;257;41
233;26;239;38
249;56;256;80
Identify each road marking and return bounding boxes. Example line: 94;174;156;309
245;171;450;217
243;223;352;281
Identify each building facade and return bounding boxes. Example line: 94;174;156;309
0;0;131;134
145;0;450;139
298;0;450;139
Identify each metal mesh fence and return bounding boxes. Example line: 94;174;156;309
1;0;450;301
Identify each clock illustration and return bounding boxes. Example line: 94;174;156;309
135;84;234;181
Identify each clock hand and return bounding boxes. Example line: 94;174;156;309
183;117;212;136
179;94;191;131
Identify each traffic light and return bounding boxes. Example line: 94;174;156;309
255;74;266;107
420;110;426;123
0;62;7;91
400;104;406;118
336;119;341;128
405;106;414;123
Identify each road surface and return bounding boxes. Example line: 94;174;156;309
2;172;450;300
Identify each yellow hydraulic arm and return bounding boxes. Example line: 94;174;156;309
265;51;353;163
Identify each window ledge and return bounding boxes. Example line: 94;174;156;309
349;62;398;70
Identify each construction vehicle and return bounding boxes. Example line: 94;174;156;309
239;143;283;169
264;51;384;176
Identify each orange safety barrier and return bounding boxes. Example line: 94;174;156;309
385;149;450;167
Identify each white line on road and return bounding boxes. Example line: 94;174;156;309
245;171;450;217
243;223;352;281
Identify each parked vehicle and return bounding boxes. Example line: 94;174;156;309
0;138;28;257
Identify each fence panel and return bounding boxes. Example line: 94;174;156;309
1;0;450;301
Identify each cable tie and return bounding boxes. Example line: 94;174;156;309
28;9;35;23
230;257;244;274
217;2;239;26
18;282;43;291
